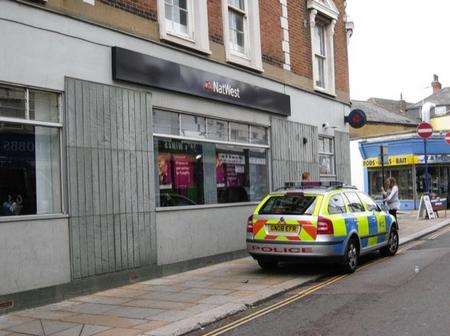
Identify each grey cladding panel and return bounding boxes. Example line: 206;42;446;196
65;78;155;279
270;118;319;189
334;130;351;185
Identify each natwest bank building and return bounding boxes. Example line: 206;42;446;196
0;0;352;308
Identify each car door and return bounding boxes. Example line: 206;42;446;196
358;192;388;245
344;192;373;252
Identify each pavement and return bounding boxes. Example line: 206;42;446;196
0;211;449;336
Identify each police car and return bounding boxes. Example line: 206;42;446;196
246;181;399;273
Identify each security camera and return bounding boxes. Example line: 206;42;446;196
322;122;330;129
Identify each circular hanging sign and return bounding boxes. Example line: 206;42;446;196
417;122;433;139
345;109;367;129
445;132;450;144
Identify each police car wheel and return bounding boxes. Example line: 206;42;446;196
257;259;278;270
342;239;359;273
381;228;399;257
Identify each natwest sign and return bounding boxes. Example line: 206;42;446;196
112;47;290;116
204;80;241;99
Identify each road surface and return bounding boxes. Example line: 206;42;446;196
190;227;450;336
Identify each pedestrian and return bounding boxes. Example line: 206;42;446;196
382;177;400;225
302;171;310;181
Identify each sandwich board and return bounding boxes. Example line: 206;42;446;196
417;194;435;220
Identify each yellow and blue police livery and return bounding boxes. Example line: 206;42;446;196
246;181;399;273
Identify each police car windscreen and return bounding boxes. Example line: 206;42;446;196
259;194;317;215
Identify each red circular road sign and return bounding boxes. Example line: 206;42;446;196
417;122;433;139
445;132;450;144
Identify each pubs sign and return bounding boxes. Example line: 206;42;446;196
363;154;419;168
112;47;291;116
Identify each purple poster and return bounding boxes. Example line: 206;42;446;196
173;154;193;189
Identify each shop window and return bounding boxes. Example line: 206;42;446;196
156;138;204;207
158;0;210;54
222;0;263;71
0;84;61;217
319;136;335;177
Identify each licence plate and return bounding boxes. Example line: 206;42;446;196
269;224;298;233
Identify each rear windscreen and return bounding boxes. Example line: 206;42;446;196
259;194;317;215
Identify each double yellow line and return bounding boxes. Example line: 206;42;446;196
201;274;346;336
202;246;414;336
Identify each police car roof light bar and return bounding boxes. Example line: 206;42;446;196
284;181;344;190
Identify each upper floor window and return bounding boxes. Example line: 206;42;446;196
308;0;339;95
164;0;191;37
222;0;263;71
158;0;210;54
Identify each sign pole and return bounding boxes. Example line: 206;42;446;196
424;138;429;194
380;145;386;187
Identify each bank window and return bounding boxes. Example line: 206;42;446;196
154;110;269;207
158;0;210;54
0;84;62;217
180;114;206;138
207;119;229;141
319;136;335;177
250;125;267;145
230;122;249;143
222;0;263;71
153;110;180;135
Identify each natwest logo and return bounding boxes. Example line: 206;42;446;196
203;80;240;99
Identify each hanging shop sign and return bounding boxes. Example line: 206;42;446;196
363;154;419;168
112;47;291;116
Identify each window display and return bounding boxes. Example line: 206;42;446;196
156;139;204;207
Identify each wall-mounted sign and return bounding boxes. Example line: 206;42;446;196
345;109;367;129
363;154;419;168
112;47;291;116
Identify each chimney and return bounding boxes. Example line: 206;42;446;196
399;93;406;114
432;74;442;95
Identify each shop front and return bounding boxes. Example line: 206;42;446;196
361;135;450;210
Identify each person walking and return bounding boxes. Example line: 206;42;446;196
382;177;400;225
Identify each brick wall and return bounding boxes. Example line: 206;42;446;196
259;0;284;68
287;0;313;79
208;0;224;44
40;0;349;99
334;0;350;95
99;0;157;21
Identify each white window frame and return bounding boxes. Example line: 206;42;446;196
308;0;339;96
158;0;211;54
222;0;263;72
318;136;336;178
0;83;65;220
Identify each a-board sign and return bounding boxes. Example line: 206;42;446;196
417;195;436;219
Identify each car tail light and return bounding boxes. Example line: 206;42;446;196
247;215;254;233
317;216;334;235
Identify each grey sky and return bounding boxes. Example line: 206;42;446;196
347;0;450;103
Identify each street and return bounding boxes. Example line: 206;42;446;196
191;227;450;336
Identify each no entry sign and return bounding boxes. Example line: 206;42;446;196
417;122;433;139
445;132;450;144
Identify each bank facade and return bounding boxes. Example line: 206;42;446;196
0;0;351;307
